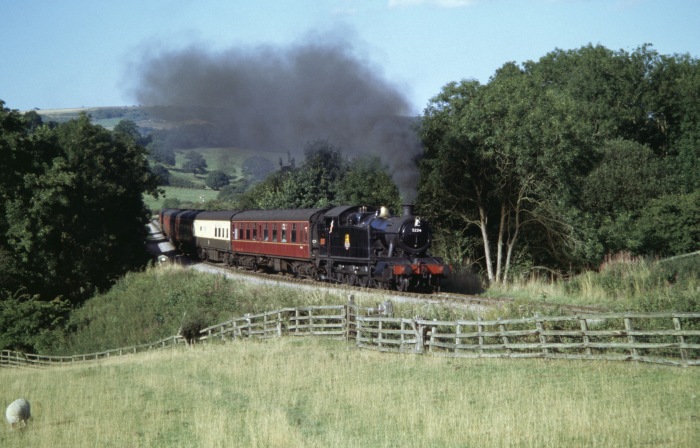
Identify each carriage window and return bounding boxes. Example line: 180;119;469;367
272;224;278;242
291;224;297;243
234;224;239;240
253;223;257;240
264;223;269;241
281;223;287;242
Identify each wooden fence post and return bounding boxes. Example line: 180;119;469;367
624;316;639;361
456;323;462;356
477;317;484;357
499;318;510;356
415;320;425;354
346;296;357;341
535;313;548;357
673;316;688;362
580;317;592;357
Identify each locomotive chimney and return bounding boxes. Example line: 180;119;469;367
402;204;414;217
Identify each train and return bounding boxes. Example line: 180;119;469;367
159;204;450;292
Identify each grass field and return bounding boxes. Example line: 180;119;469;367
2;339;697;447
142;146;286;211
143;187;219;211
174;147;285;175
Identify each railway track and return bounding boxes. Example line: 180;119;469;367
195;259;606;314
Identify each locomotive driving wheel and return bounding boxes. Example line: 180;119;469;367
347;274;358;286
357;275;369;288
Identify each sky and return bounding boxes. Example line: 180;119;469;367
1;0;699;114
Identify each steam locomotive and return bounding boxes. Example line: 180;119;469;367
159;204;450;292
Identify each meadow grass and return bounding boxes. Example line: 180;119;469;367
143;186;219;211
483;255;699;312
2;338;698;447
174;147;284;175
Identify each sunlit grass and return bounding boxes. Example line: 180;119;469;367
483;255;699;312
2;339;698;447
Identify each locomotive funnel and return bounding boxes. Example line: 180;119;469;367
402;204;415;217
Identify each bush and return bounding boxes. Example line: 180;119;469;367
205;170;230;190
178;311;208;344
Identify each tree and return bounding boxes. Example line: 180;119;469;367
242;155;276;181
334;155;401;212
151;164;171;186
182;150;207;174
635;191;700;257
147;137;176;166
205;170;230;190
113;119;141;143
2;112;159;304
418;64;588;283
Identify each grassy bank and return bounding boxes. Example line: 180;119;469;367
483;254;699;312
2;339;697;447
49;264;436;355
46;254;699;355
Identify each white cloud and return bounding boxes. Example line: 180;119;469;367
388;0;476;9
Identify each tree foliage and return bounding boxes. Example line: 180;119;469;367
182;150;208;174
418;44;699;282
234;140;401;211
0;101;159;350
205;170;230;190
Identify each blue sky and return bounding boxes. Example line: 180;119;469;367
2;0;698;114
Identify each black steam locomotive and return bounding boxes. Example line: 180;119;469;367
160;204;450;292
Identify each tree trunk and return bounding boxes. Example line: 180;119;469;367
495;203;507;283
479;204;494;283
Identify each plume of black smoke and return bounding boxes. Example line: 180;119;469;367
130;33;422;200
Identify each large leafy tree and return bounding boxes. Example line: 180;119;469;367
419;65;589;283
182;150;208;174
1;107;159;306
334;155;401;213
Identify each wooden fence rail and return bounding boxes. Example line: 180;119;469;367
2;305;699;368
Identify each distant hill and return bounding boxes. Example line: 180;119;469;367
36;106;168;131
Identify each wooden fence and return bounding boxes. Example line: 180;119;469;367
356;312;700;367
2;305;699;368
1;335;183;368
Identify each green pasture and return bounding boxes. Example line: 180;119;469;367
2;339;697;447
175;147;285;175
143;187;218;212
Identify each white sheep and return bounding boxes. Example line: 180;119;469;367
5;398;31;429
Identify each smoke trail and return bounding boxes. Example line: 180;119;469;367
130;31;422;200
